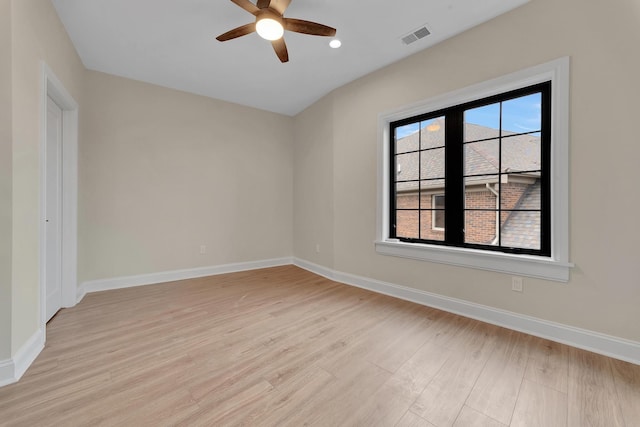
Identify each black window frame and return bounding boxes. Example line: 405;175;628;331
389;82;552;257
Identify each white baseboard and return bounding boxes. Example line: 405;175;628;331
79;257;294;300
293;258;640;365
0;329;45;387
0;358;13;387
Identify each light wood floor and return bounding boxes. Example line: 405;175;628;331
1;265;638;426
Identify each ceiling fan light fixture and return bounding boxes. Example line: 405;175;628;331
217;0;337;63
256;16;284;41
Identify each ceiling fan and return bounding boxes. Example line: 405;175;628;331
216;0;337;63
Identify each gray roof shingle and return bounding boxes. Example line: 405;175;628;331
500;180;541;249
396;122;540;191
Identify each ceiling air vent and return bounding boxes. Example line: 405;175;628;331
401;25;431;46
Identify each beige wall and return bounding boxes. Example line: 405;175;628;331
79;71;294;282
293;95;335;266
0;0;12;360
294;0;640;342
10;0;85;351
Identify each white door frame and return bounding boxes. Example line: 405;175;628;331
39;62;78;333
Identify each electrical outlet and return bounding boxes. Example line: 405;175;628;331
315;244;321;253
512;276;523;292
199;245;206;254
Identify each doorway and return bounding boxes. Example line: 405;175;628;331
44;96;63;322
40;63;78;330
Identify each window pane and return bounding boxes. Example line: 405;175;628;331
465;139;499;177
395;152;419;182
465;210;498;245
396;177;419;193
465;175;499;209
421;211;444;241
396;210;419;239
465;103;500;142
420;147;445;180
420;117;445;149
420;179;444;201
465;176;499;245
500;211;541;250
501;133;541;174
395;123;420;154
502;93;541;134
419;187;433;209
396;186;419;209
500;180;541;211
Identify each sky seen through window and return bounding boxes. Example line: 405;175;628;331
395;93;541;139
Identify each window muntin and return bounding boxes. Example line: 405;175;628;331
390;82;551;256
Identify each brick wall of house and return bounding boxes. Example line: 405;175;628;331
395;182;529;244
464;189;496;244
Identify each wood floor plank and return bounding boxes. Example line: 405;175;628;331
410;322;500;427
314;296;421;378
524;337;569;393
282;360;391;426
365;306;447;373
0;372;113;424
0;265;638;426
345;372;421;426
465;330;528;425
396;410;437;427
177;379;275;426
232;366;336;426
610;358;640;426
392;336;454;398
453;405;507;427
567;347;626;427
510;379;567;427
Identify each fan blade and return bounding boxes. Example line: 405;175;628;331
271;38;289;63
284;18;336;37
231;0;260;15
269;0;291;15
216;23;256;41
257;0;271;9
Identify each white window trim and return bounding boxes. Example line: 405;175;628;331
376;57;573;282
431;194;445;231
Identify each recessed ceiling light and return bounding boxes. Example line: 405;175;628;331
329;39;342;49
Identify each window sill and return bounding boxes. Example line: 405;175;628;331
375;239;573;282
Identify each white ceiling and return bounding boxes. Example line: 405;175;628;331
51;0;528;116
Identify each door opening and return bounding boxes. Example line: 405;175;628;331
39;62;79;333
44;96;63;322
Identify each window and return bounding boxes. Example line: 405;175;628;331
432;195;445;231
376;58;572;282
390;83;550;256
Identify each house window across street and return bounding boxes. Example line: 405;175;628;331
432;195;445;231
